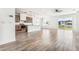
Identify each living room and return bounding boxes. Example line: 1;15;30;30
0;8;79;51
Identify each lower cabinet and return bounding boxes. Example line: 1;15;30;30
16;24;28;32
28;26;41;32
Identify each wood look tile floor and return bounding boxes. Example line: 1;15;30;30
0;29;79;51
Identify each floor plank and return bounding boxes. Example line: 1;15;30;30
0;29;79;51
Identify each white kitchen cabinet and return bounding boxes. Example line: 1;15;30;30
33;16;41;26
28;15;42;32
0;8;15;45
28;25;41;32
20;13;26;21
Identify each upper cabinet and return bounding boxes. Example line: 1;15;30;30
19;13;41;26
20;13;33;23
20;14;26;21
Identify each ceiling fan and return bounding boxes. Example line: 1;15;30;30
54;9;62;13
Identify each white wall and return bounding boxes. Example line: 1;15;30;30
48;16;57;29
42;16;57;29
0;8;15;45
75;13;79;32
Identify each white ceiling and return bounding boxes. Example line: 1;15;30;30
15;8;79;16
